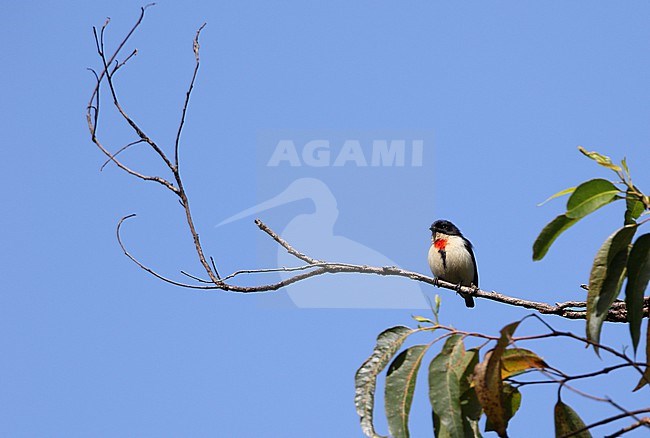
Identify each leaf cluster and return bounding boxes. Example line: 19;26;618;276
533;147;650;356
354;318;609;437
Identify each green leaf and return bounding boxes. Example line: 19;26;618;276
533;214;579;261
554;400;592;438
355;326;414;438
502;385;521;424
566;178;619;219
459;349;482;437
577;146;622;172
429;335;467;438
625;189;645;225
501;348;548;379
385;345;429;438
626;234;650;353
458;387;483;438
633;320;650;391
586;225;637;352
537;186;576;207
433;348;482;438
485;384;521;433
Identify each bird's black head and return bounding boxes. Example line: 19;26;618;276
429;219;463;236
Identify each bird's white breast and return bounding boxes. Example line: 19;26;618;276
428;234;474;286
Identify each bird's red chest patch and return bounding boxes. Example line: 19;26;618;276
434;238;447;250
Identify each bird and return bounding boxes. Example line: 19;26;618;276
427;219;478;308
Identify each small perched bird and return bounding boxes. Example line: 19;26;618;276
428;219;479;308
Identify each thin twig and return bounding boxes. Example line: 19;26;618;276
100;139;145;171
97;19;175;174
174;23;206;169
508;363;644;387
605;418;650;438
111;48;138;75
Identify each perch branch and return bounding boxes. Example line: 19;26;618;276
90;9;649;325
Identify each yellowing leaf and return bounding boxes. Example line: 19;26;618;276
473;351;505;437
501;348;548;379
472;322;520;437
537;186;576;207
577;146;622;172
486;384;521;434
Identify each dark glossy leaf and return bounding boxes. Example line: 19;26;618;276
501;348;548;379
355;326;414;438
586;225;637;352
533;214;578;261
385;345;429;438
626;234;650;353
566;178;619;219
459;387;482;438
429;335;466;438
554;400;592;438
577;146;621;172
633;320;650;391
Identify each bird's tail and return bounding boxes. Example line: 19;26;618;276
461;293;475;308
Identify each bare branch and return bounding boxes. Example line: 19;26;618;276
100;139;145;171
98;21;175;173
174;23;206;169
605;418;650;438
111;48;138;75
254;219;321;264
87;5;152;120
116;215;210;289
515;330;647;380
508;363;645;388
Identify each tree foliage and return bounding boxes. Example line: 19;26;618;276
355;150;649;437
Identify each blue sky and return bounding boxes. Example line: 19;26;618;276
2;1;650;436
